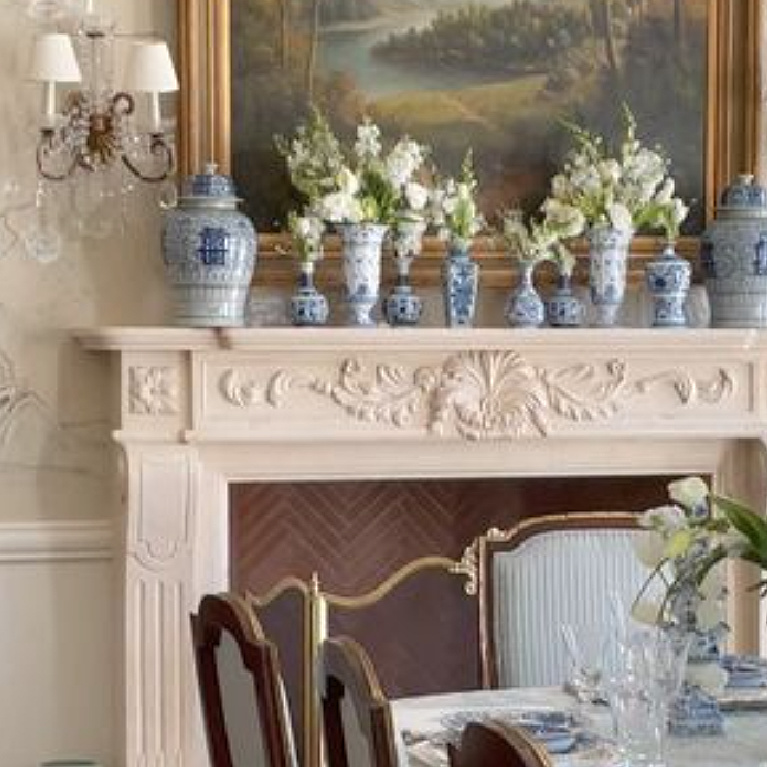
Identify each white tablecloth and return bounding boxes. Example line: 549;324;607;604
391;687;767;767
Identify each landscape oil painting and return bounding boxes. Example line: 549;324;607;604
230;0;708;233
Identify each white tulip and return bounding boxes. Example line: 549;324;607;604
686;662;728;697
633;529;667;568
699;565;726;599
404;181;428;212
639;504;686;532
337;166;360;196
631;598;663;626
696;596;725;631
668;476;709;511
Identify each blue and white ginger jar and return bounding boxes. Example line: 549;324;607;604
162;164;257;327
702;174;767;327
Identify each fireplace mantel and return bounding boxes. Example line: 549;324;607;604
76;327;767;767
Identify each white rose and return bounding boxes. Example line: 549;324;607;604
696;596;725;631
633;529;667;568
686;662;728;697
404;181;428;212
631;598;663;626
607;202;634;233
668;476;709;511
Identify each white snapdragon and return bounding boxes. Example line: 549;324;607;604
386;137;424;189
354;120;381;160
598;159;621;185
655;177;675;204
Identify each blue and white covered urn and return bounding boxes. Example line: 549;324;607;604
702;174;767;327
162;164;257;327
645;242;691;327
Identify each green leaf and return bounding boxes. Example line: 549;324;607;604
713;494;767;554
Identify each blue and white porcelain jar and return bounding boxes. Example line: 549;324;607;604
442;239;479;328
505;261;544;328
290;261;329;327
588;225;632;327
645;242;691;328
338;222;388;327
702;174;767;327
546;269;585;328
162;164;257;327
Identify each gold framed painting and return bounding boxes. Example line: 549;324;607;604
177;0;762;288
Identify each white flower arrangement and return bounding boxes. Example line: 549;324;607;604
500;209;572;270
543;107;689;241
432;150;485;247
287;211;325;263
632;476;767;636
277;112;430;227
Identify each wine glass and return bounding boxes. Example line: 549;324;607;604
561;623;610;704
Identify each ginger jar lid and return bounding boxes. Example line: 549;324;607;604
178;163;240;209
716;173;767;219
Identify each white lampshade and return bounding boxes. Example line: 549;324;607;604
28;33;82;83
124;41;179;93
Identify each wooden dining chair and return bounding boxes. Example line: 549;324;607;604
191;592;296;767
319;636;398;767
479;511;644;688
447;721;553;767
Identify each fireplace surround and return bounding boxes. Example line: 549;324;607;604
76;326;767;767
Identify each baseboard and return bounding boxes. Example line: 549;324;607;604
0;519;115;562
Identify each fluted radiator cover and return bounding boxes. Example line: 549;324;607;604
493;528;648;688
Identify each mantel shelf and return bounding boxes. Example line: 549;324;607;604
74;325;767;353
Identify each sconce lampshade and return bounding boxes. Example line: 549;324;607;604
28;33;82;83
125;41;179;93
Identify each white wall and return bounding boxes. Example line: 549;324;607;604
0;1;173;765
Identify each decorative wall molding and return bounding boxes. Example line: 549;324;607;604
0;520;115;562
220;351;736;440
128;366;179;415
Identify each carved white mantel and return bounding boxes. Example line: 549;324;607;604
76;326;767;767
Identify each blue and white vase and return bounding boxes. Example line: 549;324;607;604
666;545;726;737
384;218;426;327
290;261;328;327
505;260;544;328
588;226;632;327
338;222;388;327
645;242;691;327
442;239;479;328
546;269;585;328
162;164;257;327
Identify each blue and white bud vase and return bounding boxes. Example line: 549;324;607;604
588;225;632;327
290;261;329;327
505;260;544;327
645;242;691;327
384;219;426;327
338;222;388;327
546;269;585;328
442;239;479;328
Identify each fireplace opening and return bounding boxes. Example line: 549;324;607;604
230;475;674;762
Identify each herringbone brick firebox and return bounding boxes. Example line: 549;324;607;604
230;475;668;699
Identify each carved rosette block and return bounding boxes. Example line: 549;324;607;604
129;366;180;415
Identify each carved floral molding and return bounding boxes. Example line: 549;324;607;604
219;350;736;441
129;366;179;415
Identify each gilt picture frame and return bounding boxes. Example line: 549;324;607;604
177;0;762;289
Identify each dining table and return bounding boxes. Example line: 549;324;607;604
391;686;767;767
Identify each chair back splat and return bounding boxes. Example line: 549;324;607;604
191;592;296;767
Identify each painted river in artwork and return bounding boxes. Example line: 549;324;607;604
318;8;511;98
